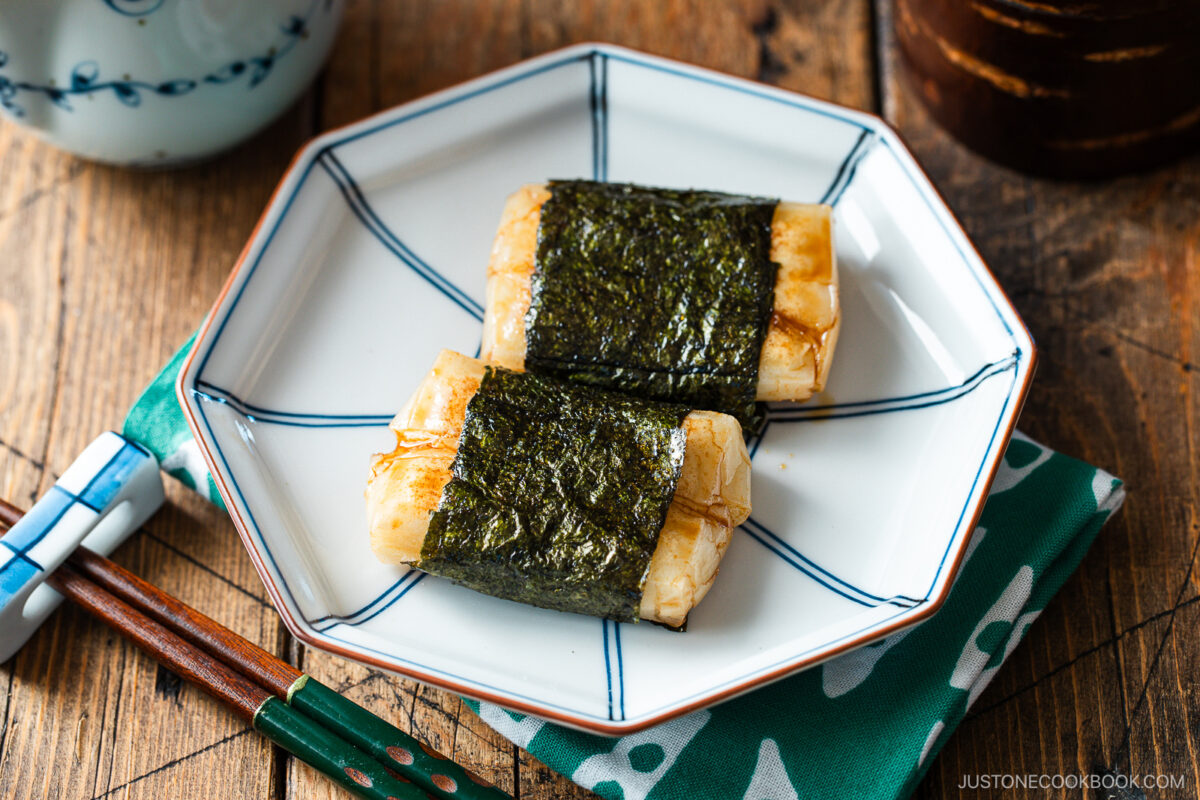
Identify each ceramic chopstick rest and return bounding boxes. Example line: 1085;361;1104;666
0;432;164;662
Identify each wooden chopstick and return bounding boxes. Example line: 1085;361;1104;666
0;499;509;800
49;560;272;720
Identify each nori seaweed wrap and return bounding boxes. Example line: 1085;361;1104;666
526;180;778;428
366;350;752;626
481;183;841;429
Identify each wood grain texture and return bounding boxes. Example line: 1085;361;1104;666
1;0;1195;798
0;98;315;798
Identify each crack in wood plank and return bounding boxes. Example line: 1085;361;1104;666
0;671;13;758
1112;519;1200;771
1104;327;1198;372
87;729;253;800
0;434;48;473
964;586;1200;721
513;744;521;800
1105;550;1133;769
142;531;273;609
89;641;127;799
34;201;71;504
0;161;87;224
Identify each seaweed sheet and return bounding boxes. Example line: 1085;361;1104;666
526;180;778;428
419;366;689;622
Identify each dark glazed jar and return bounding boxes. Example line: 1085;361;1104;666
895;0;1200;177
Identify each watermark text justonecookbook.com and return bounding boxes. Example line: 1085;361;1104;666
958;772;1186;791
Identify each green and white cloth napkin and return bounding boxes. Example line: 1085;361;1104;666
126;336;1125;800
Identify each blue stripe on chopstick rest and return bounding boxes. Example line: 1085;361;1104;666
79;442;146;510
0;488;74;551
1;440;144;566
1;433;163;665
55;433;126;496
0;557;39;606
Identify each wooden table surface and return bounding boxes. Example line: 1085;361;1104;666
1;1;1196;798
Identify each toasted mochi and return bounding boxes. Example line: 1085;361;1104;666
366;350;751;627
480;183;841;401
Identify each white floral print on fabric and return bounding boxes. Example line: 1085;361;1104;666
918;720;945;767
950;566;1039;707
989;434;1051;495
478;703;547;749
161;437;214;497
742;738;800;800
960;525;988;569
822;628;914;698
572;710;710;800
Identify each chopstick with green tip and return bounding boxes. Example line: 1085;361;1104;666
0;499;509;800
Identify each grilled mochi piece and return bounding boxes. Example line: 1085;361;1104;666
366;349;751;627
480;183;841;403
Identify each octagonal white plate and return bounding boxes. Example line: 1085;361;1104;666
178;43;1035;734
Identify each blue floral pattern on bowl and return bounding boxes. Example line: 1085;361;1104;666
0;3;317;117
102;0;166;16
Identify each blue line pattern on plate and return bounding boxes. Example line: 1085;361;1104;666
740;517;921;609
604;52;871;134
187;46;1029;723
324;54;594;152
746;426;767;459
317;150;485;321
601;618;626;721
614;622;625;720
766;354;1020;423
877;136;1018;339
311;572;427;633
193;381;393;428
589;52;609;181
0;1;319;117
921;362;1020;601
819;129;874;205
602;619;614;719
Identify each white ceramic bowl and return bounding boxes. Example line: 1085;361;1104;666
178;44;1035;734
0;0;343;165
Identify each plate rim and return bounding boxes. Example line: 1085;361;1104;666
176;40;1038;735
